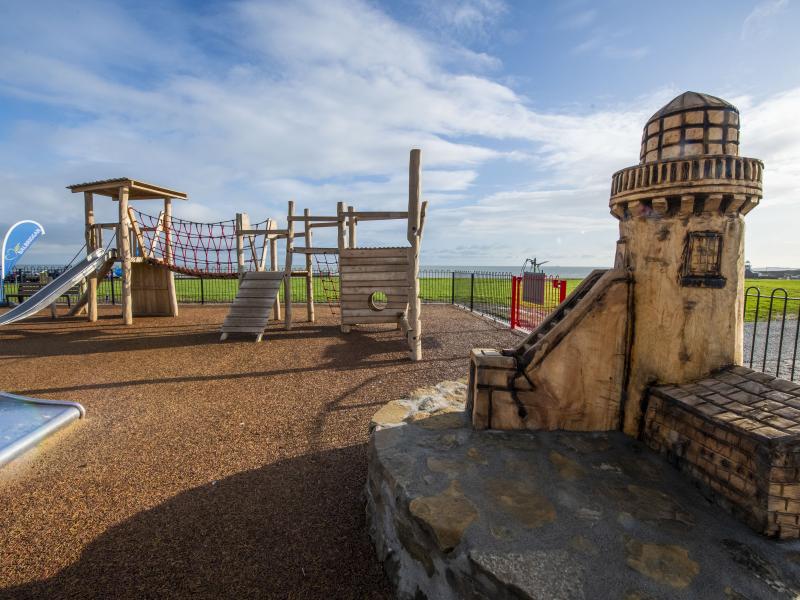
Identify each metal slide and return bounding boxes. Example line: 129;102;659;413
0;248;116;326
0;392;86;467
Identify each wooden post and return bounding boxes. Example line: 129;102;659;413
407;149;422;361
337;201;350;333
236;213;244;283
164;197;179;317
118;186;133;325
347;205;357;248
284;201;294;329
304;208;315;323
84;191;98;322
235;212;245;280
269;220;281;321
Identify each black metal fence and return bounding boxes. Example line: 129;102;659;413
5;265;799;382
744;287;800;382
450;271;514;323
2;266;516;314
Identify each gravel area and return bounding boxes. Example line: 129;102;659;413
0;304;518;599
744;320;800;382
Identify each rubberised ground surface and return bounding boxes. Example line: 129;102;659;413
0;304;518;599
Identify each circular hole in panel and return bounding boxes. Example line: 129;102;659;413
368;291;388;311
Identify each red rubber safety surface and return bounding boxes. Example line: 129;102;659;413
0;304;518;599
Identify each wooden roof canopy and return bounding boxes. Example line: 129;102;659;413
67;178;188;200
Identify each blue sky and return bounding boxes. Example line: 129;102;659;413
0;0;798;267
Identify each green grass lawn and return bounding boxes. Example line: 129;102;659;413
744;279;800;322
4;274;797;323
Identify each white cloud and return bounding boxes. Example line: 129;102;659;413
0;0;797;268
741;0;789;40
417;0;508;42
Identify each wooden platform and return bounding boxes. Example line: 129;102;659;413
339;247;410;326
220;271;283;342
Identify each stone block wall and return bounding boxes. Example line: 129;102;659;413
642;366;800;539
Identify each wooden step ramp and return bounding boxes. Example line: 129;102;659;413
512;269;608;360
220;271;283;342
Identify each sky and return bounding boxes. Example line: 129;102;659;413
0;0;798;268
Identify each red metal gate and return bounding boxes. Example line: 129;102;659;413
510;275;567;331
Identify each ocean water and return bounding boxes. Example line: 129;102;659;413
421;265;605;278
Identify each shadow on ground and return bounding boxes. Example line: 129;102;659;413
0;444;390;600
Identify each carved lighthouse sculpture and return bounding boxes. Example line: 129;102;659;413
467;92;764;436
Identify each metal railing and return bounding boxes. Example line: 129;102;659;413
510;273;567;331
8;266;797;383
2;265;522;319
744;287;800;382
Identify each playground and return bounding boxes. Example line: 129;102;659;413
2;96;800;598
0;303;518;597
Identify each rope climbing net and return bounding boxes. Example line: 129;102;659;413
130;209;270;278
312;252;340;314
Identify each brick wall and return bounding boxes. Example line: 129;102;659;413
643;380;800;539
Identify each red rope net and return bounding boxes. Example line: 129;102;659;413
130;209;270;278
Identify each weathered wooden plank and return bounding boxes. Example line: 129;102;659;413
240;279;283;289
339;257;409;266
340;285;411;295
236;287;281;298
232;297;277;307
340;279;409;294
342;308;407;318
341;271;409;282
223;317;267;327
243;271;284;280
225;307;272;317
340;294;408;306
341;248;407;258
339;264;408;273
342;315;402;324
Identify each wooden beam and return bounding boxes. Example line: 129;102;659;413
258;218;270;271
407;148;422;361
84;192;98;322
291;246;338;254
164;198;179;317
288;215;339;222
284;200;294;330
236;213;246;279
118;186;133;325
305;208;315;323
347;205;357;248
337;201;349;333
269;220;281;321
351;211;408;220
127;206;148;260
309;222;339;228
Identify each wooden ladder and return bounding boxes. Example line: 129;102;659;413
220;271;284;342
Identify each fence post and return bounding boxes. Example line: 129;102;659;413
451;271;455;304
470;273;475;312
510;276;518;329
200;277;205;304
110;272;116;305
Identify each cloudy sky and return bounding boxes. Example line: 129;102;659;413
0;0;798;268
